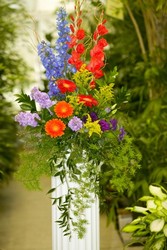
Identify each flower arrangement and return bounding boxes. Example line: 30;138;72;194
15;0;141;238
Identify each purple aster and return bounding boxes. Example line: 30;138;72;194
99;120;110;131
90;112;98;122
68;116;83;132
30;87;55;108
118;127;126;141
15;112;40;127
110;119;118;131
82;112;98;123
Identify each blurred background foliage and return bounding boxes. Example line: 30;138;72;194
0;0;30;184
96;0;167;221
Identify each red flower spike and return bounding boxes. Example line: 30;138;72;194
97;38;108;49
57;79;77;93
78;94;98;107
97;24;108;36
77;18;82;27
76;43;85;54
93;69;104;79
70;24;75;33
70;15;75;21
68;51;84;70
102;19;107;24
87;58;104;73
93;30;99;41
68;35;77;48
90;45;105;60
76;29;85;40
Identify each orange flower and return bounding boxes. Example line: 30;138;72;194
45;119;66;138
54;101;73;118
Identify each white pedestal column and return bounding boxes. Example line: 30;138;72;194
51;177;100;250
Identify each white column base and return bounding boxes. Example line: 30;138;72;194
51;177;100;250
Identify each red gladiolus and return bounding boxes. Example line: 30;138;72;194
87;57;104;72
68;51;83;70
97;38;108;49
93;69;104;79
76;43;85;54
77;18;82;27
68;35;77;48
76;29;85;40
93;30;99;41
78;94;98;107
57;79;77;93
70;24;75;33
90;45;105;60
97;24;108;36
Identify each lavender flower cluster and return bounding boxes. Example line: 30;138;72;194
68;116;83;131
15;112;40;127
30;87;55;108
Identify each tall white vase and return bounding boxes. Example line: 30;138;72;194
51;177;100;250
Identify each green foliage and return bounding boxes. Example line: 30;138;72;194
15;131;54;190
122;185;167;250
0;98;19;183
0;0;30;93
0;0;30;184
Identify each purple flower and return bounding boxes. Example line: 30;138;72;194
82;112;98;123
31;87;55;108
90;112;98;121
15;112;40;127
110;119;118;131
119;127;126;141
99;120;110;131
68;116;83;131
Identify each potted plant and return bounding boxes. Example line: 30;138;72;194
122;184;167;249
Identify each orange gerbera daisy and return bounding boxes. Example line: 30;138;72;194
54;101;74;118
57;79;77;93
78;94;98;107
45;119;66;138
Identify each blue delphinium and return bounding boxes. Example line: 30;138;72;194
37;8;76;97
